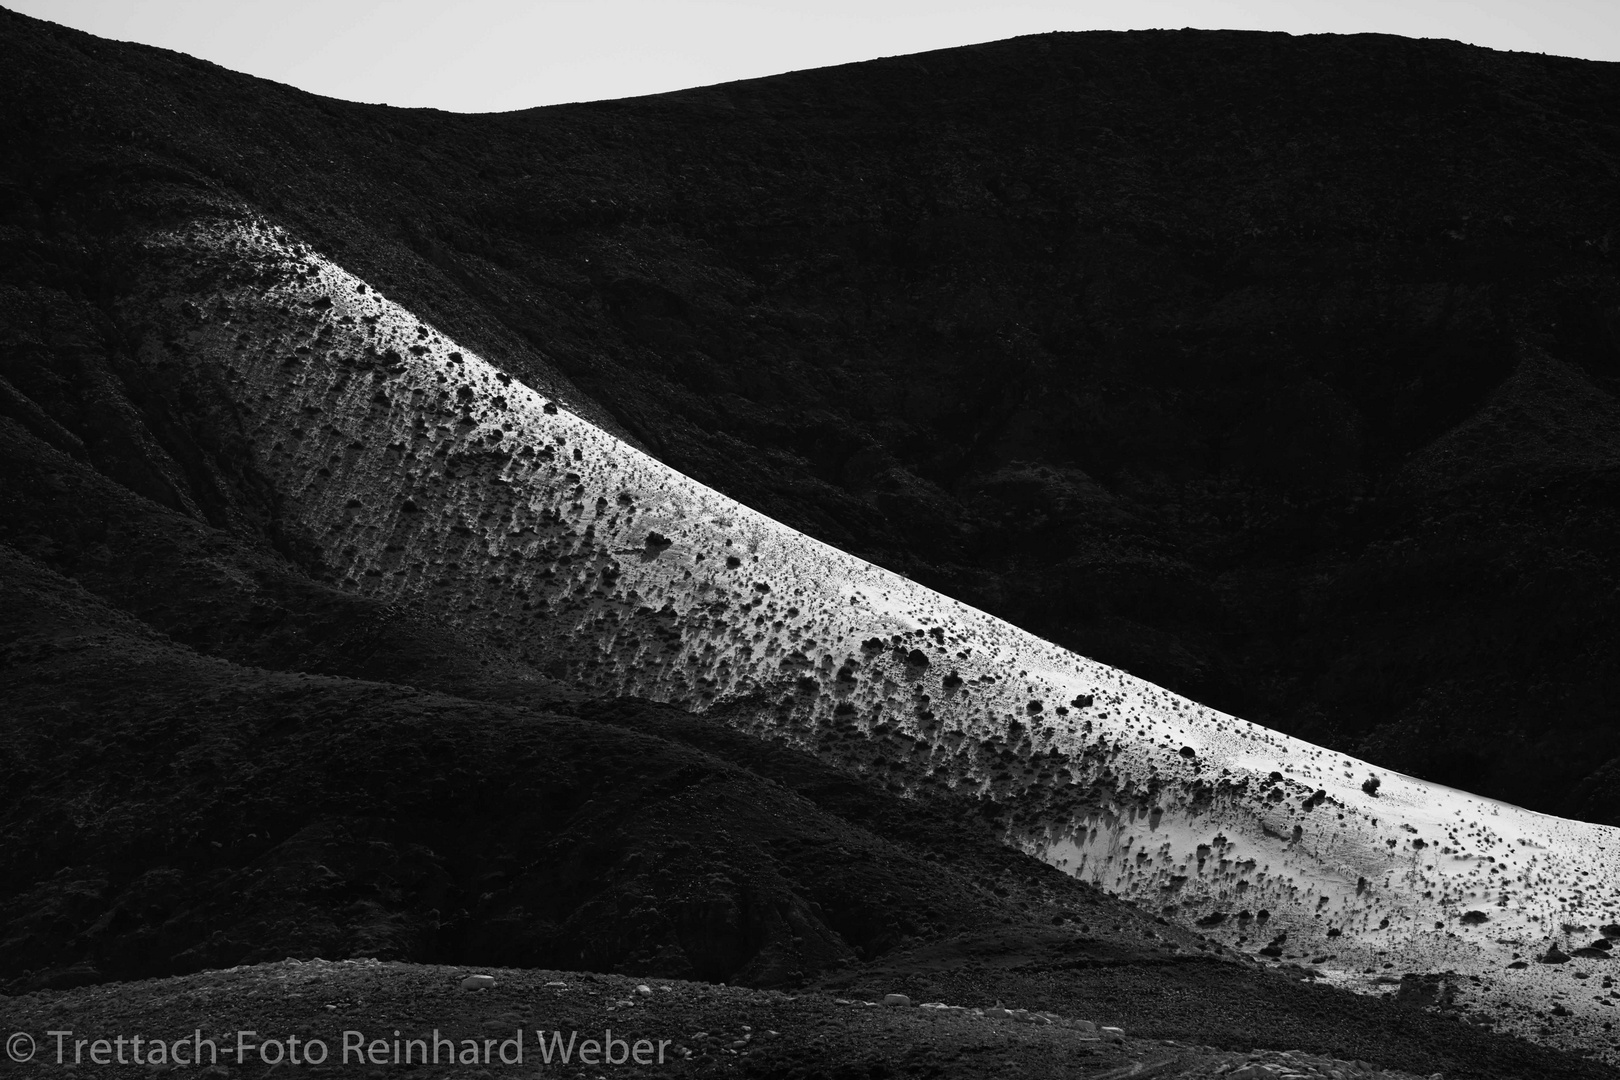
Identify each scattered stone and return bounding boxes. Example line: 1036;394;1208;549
460;974;496;990
635;984;654;995
1101;1026;1125;1042
882;993;911;1007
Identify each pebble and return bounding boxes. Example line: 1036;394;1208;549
1213;1049;1408;1079
912;999;1115;1035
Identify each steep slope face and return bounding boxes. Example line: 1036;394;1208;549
5;8;1620;818
110;217;1620;1054
4;544;1157;994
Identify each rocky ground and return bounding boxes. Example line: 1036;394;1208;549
0;957;1596;1079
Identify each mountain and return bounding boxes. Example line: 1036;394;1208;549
8;11;1620;819
3;7;1620;1074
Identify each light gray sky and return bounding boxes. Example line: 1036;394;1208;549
13;0;1617;113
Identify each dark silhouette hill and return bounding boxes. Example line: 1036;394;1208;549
4;8;1619;819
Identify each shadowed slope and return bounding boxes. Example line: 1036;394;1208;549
4;485;1614;1080
66;215;1614;1058
0;542;1110;991
4;9;1620;817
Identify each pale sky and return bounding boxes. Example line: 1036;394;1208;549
11;0;1617;113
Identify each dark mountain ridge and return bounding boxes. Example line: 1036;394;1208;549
5;9;1620;819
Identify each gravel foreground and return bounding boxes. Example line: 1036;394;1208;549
2;958;1457;1080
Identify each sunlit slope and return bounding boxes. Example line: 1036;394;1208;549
133;219;1620;1042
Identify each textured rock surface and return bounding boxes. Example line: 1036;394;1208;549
4;958;1581;1080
